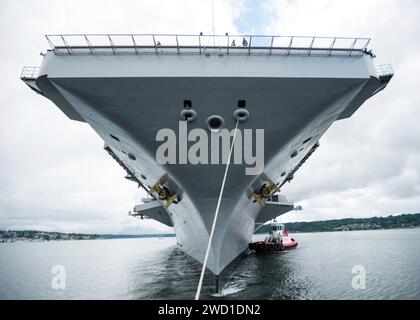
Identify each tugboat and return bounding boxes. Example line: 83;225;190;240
250;221;298;253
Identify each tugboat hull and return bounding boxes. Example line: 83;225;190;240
249;238;298;253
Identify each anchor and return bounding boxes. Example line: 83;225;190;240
252;177;281;207
148;178;178;209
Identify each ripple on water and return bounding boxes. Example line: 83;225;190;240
1;230;420;299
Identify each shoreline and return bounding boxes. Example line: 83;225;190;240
290;226;420;235
0;231;176;243
2;227;420;243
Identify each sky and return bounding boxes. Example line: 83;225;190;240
0;0;419;234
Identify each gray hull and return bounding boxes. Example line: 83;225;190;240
22;42;392;275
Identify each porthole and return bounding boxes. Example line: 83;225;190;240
183;100;192;109
238;100;246;108
291;151;298;158
303;137;312;144
128;153;136;161
110;134;120;142
180;109;197;122
233;109;250;122
206;115;225;132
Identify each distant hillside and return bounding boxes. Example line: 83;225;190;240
101;234;175;239
255;213;420;234
0;230;175;243
0;230;101;242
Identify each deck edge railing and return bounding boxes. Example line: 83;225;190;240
20;66;40;80
44;34;372;57
376;64;394;77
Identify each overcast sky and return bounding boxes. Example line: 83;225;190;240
0;0;419;234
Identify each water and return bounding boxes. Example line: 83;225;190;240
0;229;419;300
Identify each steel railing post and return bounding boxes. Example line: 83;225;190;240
152;35;158;54
270;36;274;55
288;37;293;56
132;35;138;54
227;35;229;55
308;37;315;56
60;35;71;55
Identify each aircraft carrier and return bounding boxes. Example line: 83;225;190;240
21;33;393;281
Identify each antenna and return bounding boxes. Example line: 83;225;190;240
211;0;215;33
210;0;217;46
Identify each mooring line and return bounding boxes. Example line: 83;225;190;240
195;120;240;300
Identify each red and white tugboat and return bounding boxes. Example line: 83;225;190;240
250;221;298;253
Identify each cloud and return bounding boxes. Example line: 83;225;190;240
0;0;238;233
262;0;420;222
